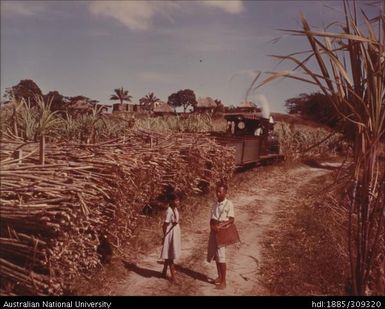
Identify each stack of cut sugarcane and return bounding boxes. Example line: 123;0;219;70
0;129;235;295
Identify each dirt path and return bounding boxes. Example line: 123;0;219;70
99;163;332;296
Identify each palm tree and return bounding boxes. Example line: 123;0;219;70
110;87;132;105
139;92;160;111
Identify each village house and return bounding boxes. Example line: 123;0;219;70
153;101;175;116
194;97;217;114
112;103;146;114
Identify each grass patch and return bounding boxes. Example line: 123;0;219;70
260;172;348;295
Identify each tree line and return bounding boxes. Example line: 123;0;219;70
2;79;224;114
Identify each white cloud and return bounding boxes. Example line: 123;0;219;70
3;0;244;24
2;1;46;16
88;1;244;31
199;0;244;14
89;1;180;31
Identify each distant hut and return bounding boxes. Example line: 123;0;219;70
194;97;217;114
96;104;110;113
131;103;146;113
127;104;134;113
153;101;174;116
112;103;129;113
113;103;147;114
66;99;95;115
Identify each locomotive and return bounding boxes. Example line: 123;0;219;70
212;112;284;167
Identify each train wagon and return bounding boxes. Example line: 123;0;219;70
212;112;284;167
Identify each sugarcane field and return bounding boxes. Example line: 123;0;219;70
0;0;384;300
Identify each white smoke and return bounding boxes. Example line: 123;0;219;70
256;94;270;119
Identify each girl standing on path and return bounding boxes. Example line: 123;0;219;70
160;193;181;284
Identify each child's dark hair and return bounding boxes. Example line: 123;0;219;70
166;192;176;202
216;181;228;192
166;191;182;202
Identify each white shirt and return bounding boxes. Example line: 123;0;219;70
210;198;235;222
165;207;179;224
255;127;263;136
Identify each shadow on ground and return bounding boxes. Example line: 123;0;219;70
122;260;209;283
123;261;163;278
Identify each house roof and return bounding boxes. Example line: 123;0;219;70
196;97;217;108
67;100;94;111
153;101;174;113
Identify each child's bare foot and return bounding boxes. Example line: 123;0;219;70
215;282;226;290
170;277;178;285
213;277;221;285
208;277;221;285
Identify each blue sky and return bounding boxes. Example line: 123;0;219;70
0;0;379;112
